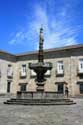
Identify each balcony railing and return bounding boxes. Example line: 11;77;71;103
77;68;83;75
7;71;13;78
56;70;64;77
44;70;51;77
20;71;27;78
30;70;36;78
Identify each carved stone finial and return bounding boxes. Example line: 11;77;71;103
40;27;44;43
38;27;44;63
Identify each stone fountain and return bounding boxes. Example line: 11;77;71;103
4;28;76;105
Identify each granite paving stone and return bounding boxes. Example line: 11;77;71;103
0;98;83;125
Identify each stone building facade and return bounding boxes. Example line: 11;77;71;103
0;44;83;97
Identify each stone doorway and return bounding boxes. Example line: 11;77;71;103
58;83;64;94
7;81;11;93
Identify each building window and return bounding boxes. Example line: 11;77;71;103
80;84;83;94
56;61;64;76
58;84;64;94
7;81;11;93
78;59;83;72
22;65;26;72
20;64;27;78
7;64;13;78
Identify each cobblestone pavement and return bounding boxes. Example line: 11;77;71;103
0;98;83;125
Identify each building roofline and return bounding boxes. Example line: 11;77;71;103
15;44;83;57
0;49;15;57
0;44;83;57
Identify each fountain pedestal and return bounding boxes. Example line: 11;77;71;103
29;62;52;91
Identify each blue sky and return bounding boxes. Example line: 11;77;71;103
0;0;83;54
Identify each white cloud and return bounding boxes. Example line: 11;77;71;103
8;1;80;50
30;5;79;49
9;31;25;45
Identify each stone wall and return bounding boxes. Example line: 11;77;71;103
1;46;83;96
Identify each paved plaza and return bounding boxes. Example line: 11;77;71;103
0;98;83;125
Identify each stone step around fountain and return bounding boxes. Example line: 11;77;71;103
4;92;76;105
4;98;76;105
